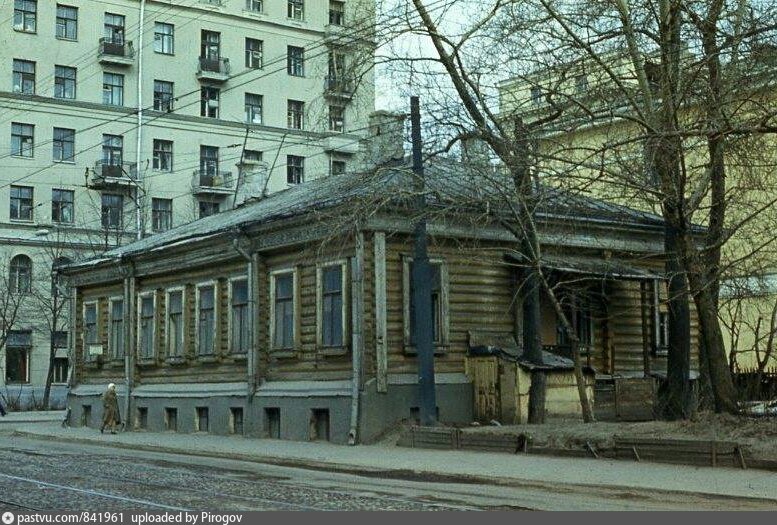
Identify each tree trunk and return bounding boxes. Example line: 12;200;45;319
662;222;693;420
522;267;546;423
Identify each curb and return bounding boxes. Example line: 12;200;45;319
8;429;777;505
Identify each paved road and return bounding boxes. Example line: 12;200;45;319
0;436;773;511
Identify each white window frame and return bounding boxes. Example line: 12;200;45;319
402;256;449;350
195;281;218;356
227;277;250;355
269;268;298;352
137;291;157;360
315;260;348;350
82;300;99;362
108;296;124;360
165;286;186;359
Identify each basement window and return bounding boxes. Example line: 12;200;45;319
82;405;92;426
264;407;280;438
165;407;177;431
230;407;244;435
196;406;209;432
136;406;148;429
310;409;330;441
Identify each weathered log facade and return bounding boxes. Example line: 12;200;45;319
63;163;699;442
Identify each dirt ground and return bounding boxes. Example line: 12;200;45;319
459;413;777;458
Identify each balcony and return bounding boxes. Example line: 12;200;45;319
196;57;230;83
192;170;234;195
89;161;138;190
324;76;355;99
199;0;224;6
98;38;135;66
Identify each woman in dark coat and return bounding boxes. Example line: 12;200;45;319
101;383;120;434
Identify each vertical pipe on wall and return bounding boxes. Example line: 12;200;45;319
134;0;146;240
123;266;136;430
349;232;365;444
374;232;387;393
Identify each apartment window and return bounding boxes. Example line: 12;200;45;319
109;298;124;359
102;134;123;165
245;150;262;162
329;105;345;132
53;128;75;162
54;66;76;99
11;123;34;157
197;285;216;355
230;279;249;354
153;23;174;54
196;407;209;432
331;159;346;176
153;80;173;112
9;255;32;293
104;13;125;44
329;1;345;25
52;189;74;223
102;73;124;106
139;294;155;359
13;59;35;94
272;272;295;350
575;74;589;94
10;186;33;221
201;30;221;60
199;201;220;218
246;0;263;12
13;0;36;33
200;145;219;176
328;51;346;81
152;198;172;232
405;260;447;346
164;407;177;431
56;5;77;40
245;93;263;124
101;193;123;229
52;357;69;383
287;0;304;20
201;87;219;118
166;290;184;357
152;139;173;171
287;100;304;129
230;407;244;435
287;46;304;76
286;155;304;184
5;331;31;383
319;264;345;348
245;38;263;69
530;86;542;106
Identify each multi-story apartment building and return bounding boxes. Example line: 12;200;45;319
0;0;376;408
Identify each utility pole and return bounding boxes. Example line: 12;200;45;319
410;96;437;426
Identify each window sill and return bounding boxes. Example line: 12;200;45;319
53;160;76;164
318;347;348;357
270;350;296;359
13;29;36;35
56;37;77;42
197;355;219;364
108;359;125;368
10;155;34;160
83;361;101;369
137;358;157;368
166;356;187;366
230;353;248;362
10;219;34;224
403;344;449;356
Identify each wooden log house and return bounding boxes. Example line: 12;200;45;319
62;159;699;442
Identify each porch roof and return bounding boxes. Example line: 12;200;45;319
506;252;664;281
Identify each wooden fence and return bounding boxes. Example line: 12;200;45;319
733;366;777;401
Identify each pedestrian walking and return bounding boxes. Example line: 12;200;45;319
100;383;120;434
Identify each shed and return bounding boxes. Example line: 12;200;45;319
465;331;596;424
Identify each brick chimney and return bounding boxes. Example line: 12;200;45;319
367;110;406;167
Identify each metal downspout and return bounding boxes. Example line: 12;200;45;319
134;0;146;240
349;233;365;445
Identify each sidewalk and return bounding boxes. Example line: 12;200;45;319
0;410;65;423
4;421;777;503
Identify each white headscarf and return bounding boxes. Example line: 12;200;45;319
108;383;115;390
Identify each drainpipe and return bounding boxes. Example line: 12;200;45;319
134;0;146;241
232;236;257;428
348;232;365;445
123;259;136;430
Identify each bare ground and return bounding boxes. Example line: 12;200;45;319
458;413;777;458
